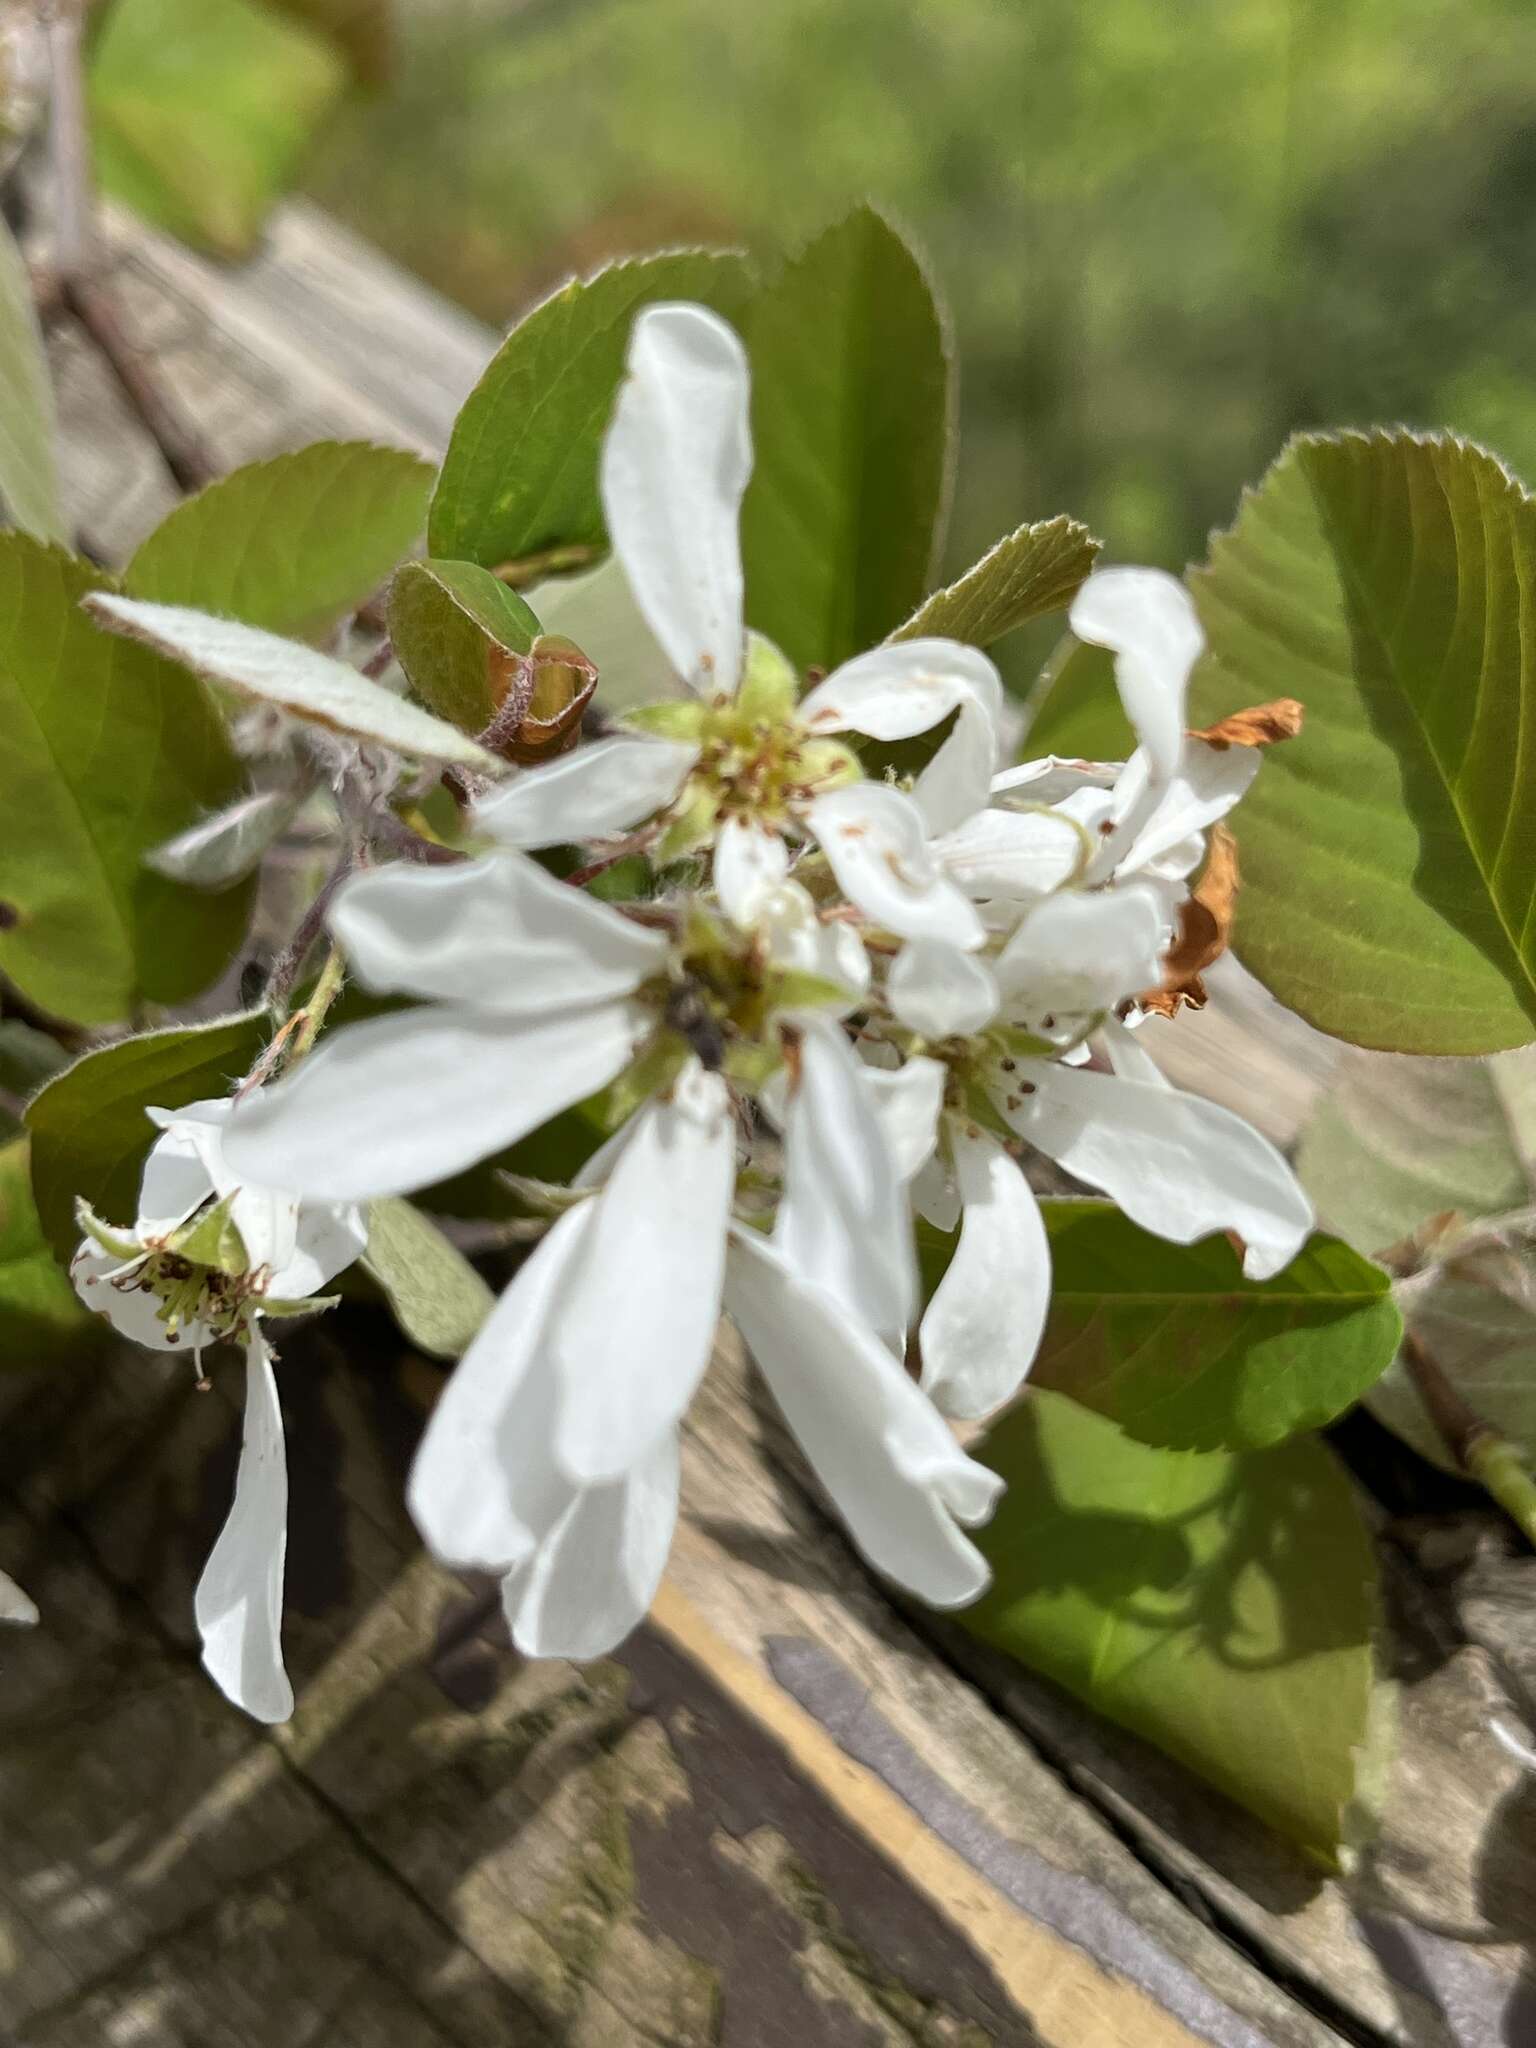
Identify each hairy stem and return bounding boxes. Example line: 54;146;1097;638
1401;1331;1536;1546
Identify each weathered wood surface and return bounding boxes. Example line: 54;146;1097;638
1;195;1532;2047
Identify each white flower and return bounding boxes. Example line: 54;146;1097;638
71;1099;365;1721
407;1021;998;1656
467;301;1002;947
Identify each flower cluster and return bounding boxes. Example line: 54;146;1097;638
190;301;1314;1678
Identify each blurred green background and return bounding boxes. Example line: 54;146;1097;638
299;0;1536;602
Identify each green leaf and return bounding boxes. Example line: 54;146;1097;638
263;0;392;84
0;537;254;1025
961;1390;1388;1865
0;214;63;543
125;444;433;640
892;517;1100;649
362;1196;494;1359
1297;1045;1536;1472
429;251;753;572
388;558;539;733
89;0;347;260
83;591;501;772
1020;634;1129;762
25;1012;268;1266
0;1022;69;1138
1188;431;1536;1054
0;1138;100;1366
741;207;952;674
1026;1201;1400;1452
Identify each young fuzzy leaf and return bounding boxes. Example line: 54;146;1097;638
0;214;64;543
0;1139;100;1366
1027;1201;1400;1452
362;1196;494;1358
0;538;254;1025
146;788;301;888
126;444;433;639
388;558;540;733
82;593;502;772
25;1013;268;1265
430;251;753;571
961;1390;1388;1865
88;0;347;260
741;207;952;674
893;517;1100;649
1189;431;1536;1054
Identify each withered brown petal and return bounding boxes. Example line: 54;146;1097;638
1136;823;1239;1018
1186;697;1305;750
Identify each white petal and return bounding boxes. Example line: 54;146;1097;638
472;735;696;850
995;886;1164;1017
911;1152;962;1232
861;1055;945;1181
1001;1063;1314;1281
714;813;791;928
748;879;870;1003
136;1115;219;1238
328;853;667;1015
503;1432;680;1660
554;1064;735;1481
1096;1012;1168;1086
921;1126;1048;1419
774;1018;916;1345
143;1102;302;1277
807;783;985;949
271;1201;369;1298
800;640;1004;838
888;940;999;1038
408;1203;593;1570
69;1242;220;1353
222;1000;647;1202
932;805;1089;901
600;303;750;694
1068;568;1203;785
725;1231;1001;1607
1118;737;1260;875
991;755;1122;804
194;1329;293;1724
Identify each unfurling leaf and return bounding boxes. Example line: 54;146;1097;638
961;1390;1389;1864
25;1013;268;1265
82;593;502;772
126;443;433;639
893;516;1100;649
430;251;753;571
362;1196;494;1358
1189;431;1536;1054
0;1138;100;1366
1026;1201;1400;1451
483;635;598;765
146;788;301;888
742;207;952;674
388;557;540;734
0;213;64;543
0;538;254;1025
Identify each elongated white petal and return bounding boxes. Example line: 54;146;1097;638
991;755;1121;803
748;879;870;1003
273;1201;369;1298
69;1243;220;1353
714;812;790;928
601;303;750;694
775;1018;915;1345
932;805;1088;902
807;783;984;949
472;735;697;850
725;1231;1001;1607
861;1055;945;1181
889;939;999;1038
554;1064;734;1481
223;1000;646;1202
1096;1012;1167;1085
195;1330;293;1724
1068;568;1202;785
1118;737;1260;874
921;1127;1048;1419
911;1152;962;1232
408;1203;593;1569
1000;1062;1314;1281
83;594;500;771
328;853;667;1015
136;1112;220;1237
995;885;1164;1017
502;1432;680;1660
146;787;300;888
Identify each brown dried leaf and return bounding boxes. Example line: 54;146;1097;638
483;634;599;765
1187;697;1305;750
1139;823;1239;1018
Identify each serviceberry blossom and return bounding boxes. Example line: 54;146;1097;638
72;1099;366;1721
